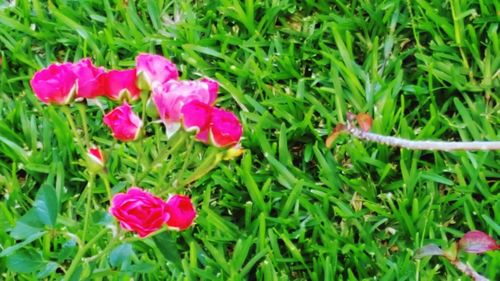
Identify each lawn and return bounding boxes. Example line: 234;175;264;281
0;0;499;280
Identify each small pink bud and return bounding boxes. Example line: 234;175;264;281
458;230;500;254
165;195;196;231
136;53;178;89
103;103;142;142
209;108;243;148
30;63;77;104
88;146;104;166
71;58;105;99
98;69;141;101
110;187;170;237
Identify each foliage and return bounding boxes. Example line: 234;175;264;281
0;0;499;280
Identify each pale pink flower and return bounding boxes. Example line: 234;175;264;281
103;103;142;141
136;53;178;89
152;79;217;138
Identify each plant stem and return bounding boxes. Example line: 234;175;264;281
346;126;500;151
452;260;489;281
82;173;95;243
64;227;108;281
136;132;188;184
61;106;86;154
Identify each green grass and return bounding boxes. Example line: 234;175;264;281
0;0;499;280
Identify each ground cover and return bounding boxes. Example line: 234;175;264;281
0;0;498;280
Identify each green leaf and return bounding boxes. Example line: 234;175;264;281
109;243;133;268
34;184;59;227
5;248;46;273
0;231;46;257
36;261;59;279
152;232;181;269
10;209;45;240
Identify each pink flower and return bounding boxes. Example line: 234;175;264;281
98;69;141;101
181;101;243;147
152;79;217;137
136;53;178;89
181;100;213;143
30;63;77;104
71;58;105;99
110;187;170;237
103;103;142;141
165;195;196;230
210;108;243;147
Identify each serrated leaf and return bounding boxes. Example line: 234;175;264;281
414;244;444;259
36;261;59;279
5;248;46;273
34;184;59;227
109;243;133;268
152;232;181;269
10;209;44;240
458;230;500;254
0;231;46;257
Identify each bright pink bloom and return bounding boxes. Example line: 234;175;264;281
71;58;105;98
181;101;242;147
181;100;213;143
136;53;178;89
30;63;77;104
165;195;196;230
98;69;141;101
210;108;243;147
152;79;217;137
103;103;142;141
110;187;170;237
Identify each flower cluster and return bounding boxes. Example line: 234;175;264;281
30;54;243;147
110;187;196;237
30;53;243;237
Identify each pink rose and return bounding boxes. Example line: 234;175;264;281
210;108;243;147
181;101;243;147
152;79;217;137
30;63;77;104
71;58;105;99
103;103;142;141
165;195;196;230
181;100;213;143
136;53;178;89
110;188;170;237
98;69;141;101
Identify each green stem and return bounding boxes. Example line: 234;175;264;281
82;173;95;243
99;171;112;201
61;106;86;155
77;103;90;147
136;132;188;184
64;227;108;281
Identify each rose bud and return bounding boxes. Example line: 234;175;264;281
103;103;142;142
